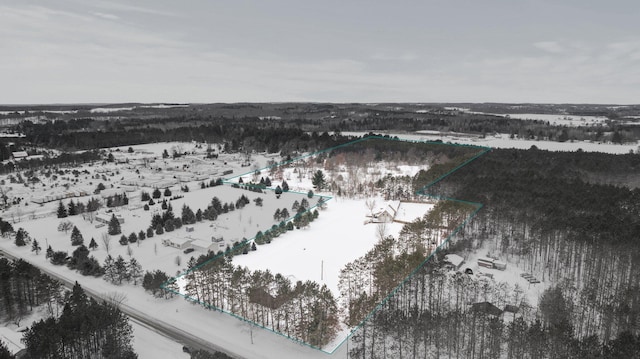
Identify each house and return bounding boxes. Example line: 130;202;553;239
444;254;465;270
471;302;503;317
370;200;401;223
11;151;28;159
99;188;127;199
0;326;25;357
190;238;219;252
503;304;520;315
162;237;193;250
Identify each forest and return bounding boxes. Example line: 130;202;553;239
347;147;640;358
0;258;136;359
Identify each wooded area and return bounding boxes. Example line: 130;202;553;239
348;147;640;358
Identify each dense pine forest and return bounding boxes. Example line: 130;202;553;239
348;147;640;358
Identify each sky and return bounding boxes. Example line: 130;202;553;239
1;0;639;104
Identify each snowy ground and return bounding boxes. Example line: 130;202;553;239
233;197;405;297
0;241;348;358
453;245;550;308
341;131;640;154
443;108;609;127
131;321;190;359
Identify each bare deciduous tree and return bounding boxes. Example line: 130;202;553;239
57;220;73;234
365;198;377;216
101;232;112;254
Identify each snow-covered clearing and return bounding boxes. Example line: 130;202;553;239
233;197;405;297
450;244;550;308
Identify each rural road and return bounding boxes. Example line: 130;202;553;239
0;249;244;359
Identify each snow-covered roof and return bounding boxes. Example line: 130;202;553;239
0;326;25;354
444;254;464;267
168;237;192;246
190;238;211;247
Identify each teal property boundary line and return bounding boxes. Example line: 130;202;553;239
161;135;491;354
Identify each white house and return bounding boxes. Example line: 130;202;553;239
370;200;401;223
190;238;220;252
162;237;192;250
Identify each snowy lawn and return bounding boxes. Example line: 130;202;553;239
233;197;405;296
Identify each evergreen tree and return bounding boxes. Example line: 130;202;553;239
312;169;326;190
89;237;98;250
0;339;14;359
67;200;77;216
164;220;174;232
14;228;28;247
155;224;164;235
114;255;128;284
103;255;116;283
128;232;137;243
70;226;84;246
152;188;161;199
307;190;314;198
275;185;283;198
164;188;172;197
46;245;53;259
138;230;146;241
86;197;101;212
181;205;196;224
57;201;67;218
146;227;154;238
300;198;309;210
108;214;121;235
31;238;41;254
195;208;203;222
282;180;289;192
128;258;143;285
119;235;128;246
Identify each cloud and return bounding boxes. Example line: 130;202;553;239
91;12;120;21
533;41;565;54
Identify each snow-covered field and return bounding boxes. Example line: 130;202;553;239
500;113;608;127
342;131;639;154
233;197;405;297
443;108;609;127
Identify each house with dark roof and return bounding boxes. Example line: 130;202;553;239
470;302;503;317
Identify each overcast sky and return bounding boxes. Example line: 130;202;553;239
1;0;639;104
